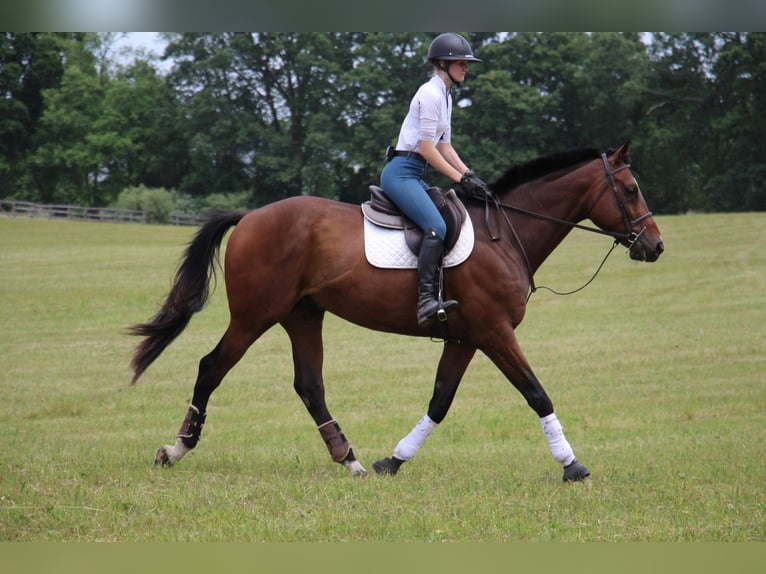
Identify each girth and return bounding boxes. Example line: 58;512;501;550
361;185;466;255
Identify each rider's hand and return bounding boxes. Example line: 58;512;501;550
460;170;490;196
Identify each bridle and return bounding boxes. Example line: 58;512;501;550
594;153;653;246
476;153;653;296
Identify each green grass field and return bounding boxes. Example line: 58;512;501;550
0;212;764;542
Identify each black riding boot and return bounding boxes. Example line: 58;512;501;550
416;229;458;326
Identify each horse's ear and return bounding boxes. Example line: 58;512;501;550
617;139;632;162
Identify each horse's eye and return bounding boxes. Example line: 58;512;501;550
624;185;638;196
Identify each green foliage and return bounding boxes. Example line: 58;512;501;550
116;184;173;223
2;33;766;214
93;60;189;199
26;63;103;204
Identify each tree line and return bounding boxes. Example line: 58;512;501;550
2;32;765;217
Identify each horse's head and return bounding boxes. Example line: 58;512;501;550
586;141;664;262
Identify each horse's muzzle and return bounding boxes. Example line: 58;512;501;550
630;236;664;262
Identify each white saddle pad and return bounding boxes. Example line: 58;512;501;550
363;211;475;269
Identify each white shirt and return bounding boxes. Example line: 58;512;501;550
395;74;452;152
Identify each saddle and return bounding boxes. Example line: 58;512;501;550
361;186;466;255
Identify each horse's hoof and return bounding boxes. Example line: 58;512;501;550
343;459;368;477
563;459;590;482
372;457;402;476
154;446;173;467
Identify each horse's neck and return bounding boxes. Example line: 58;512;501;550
494;175;591;274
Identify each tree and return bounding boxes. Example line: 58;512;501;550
0;33;67;197
165;33;445;205
635;33;716;213
91;59;188;200
27;60;104;205
453;33;560;180
454;33;649;184
705;32;766;211
567;33;648;147
338;33;437;203
2;32;766;214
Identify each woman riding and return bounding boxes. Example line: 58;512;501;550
380;32;489;326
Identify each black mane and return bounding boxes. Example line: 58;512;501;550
491;148;602;193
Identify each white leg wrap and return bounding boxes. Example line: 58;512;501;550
393;414;438;461
540;413;576;466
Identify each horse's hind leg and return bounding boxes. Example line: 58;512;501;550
280;300;367;476
154;320;262;466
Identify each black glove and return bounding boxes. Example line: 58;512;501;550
460;170;490;196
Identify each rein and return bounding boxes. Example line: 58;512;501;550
474;153;651;297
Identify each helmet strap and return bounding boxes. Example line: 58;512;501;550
436;60;460;86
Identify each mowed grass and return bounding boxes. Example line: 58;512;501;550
0;212;764;542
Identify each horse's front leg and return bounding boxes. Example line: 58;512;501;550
281;302;367;477
482;329;590;482
373;341;476;475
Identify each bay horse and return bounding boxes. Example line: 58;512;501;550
129;140;664;482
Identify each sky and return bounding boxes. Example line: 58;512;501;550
114;32;166;57
112;32;170;71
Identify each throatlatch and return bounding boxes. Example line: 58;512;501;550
317;419;352;462
177;404;207;449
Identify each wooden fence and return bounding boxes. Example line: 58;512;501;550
0;200;205;226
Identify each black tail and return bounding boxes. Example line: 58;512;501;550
128;211;246;384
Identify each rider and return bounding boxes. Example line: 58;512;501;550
380;32;490;326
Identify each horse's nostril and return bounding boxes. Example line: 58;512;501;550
656;241;665;255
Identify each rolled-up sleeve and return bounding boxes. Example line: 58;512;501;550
418;95;440;142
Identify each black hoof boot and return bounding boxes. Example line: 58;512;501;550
563;459;590;482
372;456;404;476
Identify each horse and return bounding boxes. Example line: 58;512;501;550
129;140;664;482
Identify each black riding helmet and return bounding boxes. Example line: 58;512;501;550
427;33;481;84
